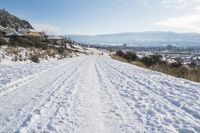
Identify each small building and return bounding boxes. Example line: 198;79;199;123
6;31;23;37
23;31;44;37
47;35;64;45
19;29;45;39
2;27;15;35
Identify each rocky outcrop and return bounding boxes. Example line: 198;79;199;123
0;9;34;30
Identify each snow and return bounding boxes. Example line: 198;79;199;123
0;55;200;133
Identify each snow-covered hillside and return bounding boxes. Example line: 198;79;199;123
0;44;104;64
0;56;200;133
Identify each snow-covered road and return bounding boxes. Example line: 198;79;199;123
0;56;200;133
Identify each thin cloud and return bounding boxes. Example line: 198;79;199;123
160;0;200;9
156;14;200;32
156;0;200;32
32;23;60;34
114;0;200;9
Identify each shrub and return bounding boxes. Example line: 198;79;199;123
9;36;44;48
177;66;189;78
140;56;153;67
115;50;138;62
30;55;40;63
13;55;18;62
140;54;163;67
189;61;197;68
5;47;20;55
124;51;138;62
42;45;49;51
111;54;127;62
25;52;28;57
133;62;146;68
58;47;64;55
150;54;163;64
0;35;7;45
116;50;125;57
170;62;182;68
112;52;200;83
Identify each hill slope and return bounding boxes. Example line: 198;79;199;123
0;9;33;29
0;56;199;132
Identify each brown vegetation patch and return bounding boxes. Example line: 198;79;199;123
111;51;200;83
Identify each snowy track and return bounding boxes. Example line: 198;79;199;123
0;56;200;133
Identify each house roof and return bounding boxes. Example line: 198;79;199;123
18;28;31;33
6;31;23;36
2;28;15;34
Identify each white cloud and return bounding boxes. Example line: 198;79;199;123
156;14;200;32
114;0;200;9
32;23;60;34
156;0;200;33
113;0;133;7
160;0;200;9
195;6;200;10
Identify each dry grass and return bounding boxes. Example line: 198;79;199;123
132;61;146;68
151;65;200;82
111;54;146;68
5;47;21;55
111;55;128;63
111;54;200;83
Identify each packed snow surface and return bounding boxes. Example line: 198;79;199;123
0;56;200;133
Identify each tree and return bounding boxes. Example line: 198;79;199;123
150;54;163;64
116;50;125;57
124;51;138;62
170;61;182;68
140;54;163;67
140;56;153;67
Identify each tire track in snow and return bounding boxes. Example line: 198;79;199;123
0;56;200;133
97;56;200;132
61;57;107;133
0;73;39;97
0;57;79;98
0;57;87;133
95;61;146;133
16;57;90;133
100;57;200;122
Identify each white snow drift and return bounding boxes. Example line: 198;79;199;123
0;56;200;133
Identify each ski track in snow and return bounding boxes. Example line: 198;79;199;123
0;56;200;133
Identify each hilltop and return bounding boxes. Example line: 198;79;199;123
0;10;103;64
0;9;33;30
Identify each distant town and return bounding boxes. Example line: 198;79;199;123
89;44;200;66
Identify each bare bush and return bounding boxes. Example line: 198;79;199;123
30;54;40;63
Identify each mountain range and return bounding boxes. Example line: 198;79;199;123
66;32;200;47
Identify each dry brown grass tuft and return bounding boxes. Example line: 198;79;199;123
111;55;128;63
5;47;21;55
132;61;146;68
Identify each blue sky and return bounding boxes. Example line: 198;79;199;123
1;0;200;35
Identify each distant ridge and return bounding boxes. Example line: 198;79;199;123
0;9;33;30
66;32;200;47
